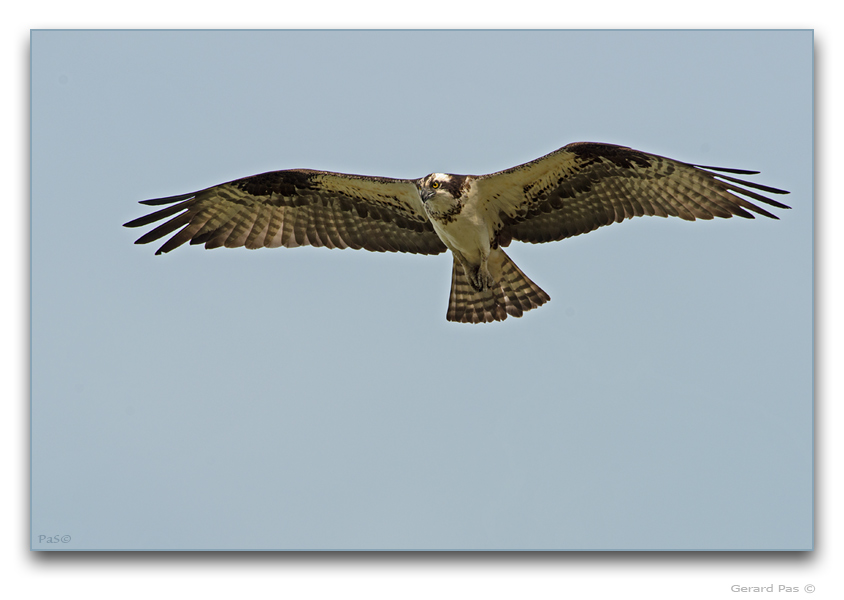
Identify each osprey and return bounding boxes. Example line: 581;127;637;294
124;142;790;323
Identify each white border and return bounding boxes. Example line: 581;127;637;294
6;2;837;599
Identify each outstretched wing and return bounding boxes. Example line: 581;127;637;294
476;142;790;244
124;169;447;255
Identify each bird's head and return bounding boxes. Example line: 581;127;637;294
417;173;470;209
418;173;453;203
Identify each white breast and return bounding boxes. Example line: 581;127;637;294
428;181;492;266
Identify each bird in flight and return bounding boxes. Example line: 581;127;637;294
124;142;790;323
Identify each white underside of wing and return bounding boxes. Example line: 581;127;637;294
314;172;428;221
474;147;581;217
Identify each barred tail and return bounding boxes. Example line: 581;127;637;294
447;249;550;323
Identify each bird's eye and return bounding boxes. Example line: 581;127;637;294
432;181;440;189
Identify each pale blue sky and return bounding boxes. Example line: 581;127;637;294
31;30;812;550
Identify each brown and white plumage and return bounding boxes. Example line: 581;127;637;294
125;170;446;256
124;142;790;323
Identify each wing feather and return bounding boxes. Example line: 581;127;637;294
244;205;272;249
158;216;212;254
205;213;242;249
133;212;192;246
124;169;447;256
224;208;260;248
265;207;286;249
477;142;790;244
326;202;353;249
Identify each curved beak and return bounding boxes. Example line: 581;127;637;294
419;188;434;203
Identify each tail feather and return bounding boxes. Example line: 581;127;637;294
447;249;550;323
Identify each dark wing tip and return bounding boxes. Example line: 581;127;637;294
693;164;761;176
124;195;197;228
125;193;197;227
139;192;198;206
123;216;146;228
689;165;791;218
693;165;791;196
